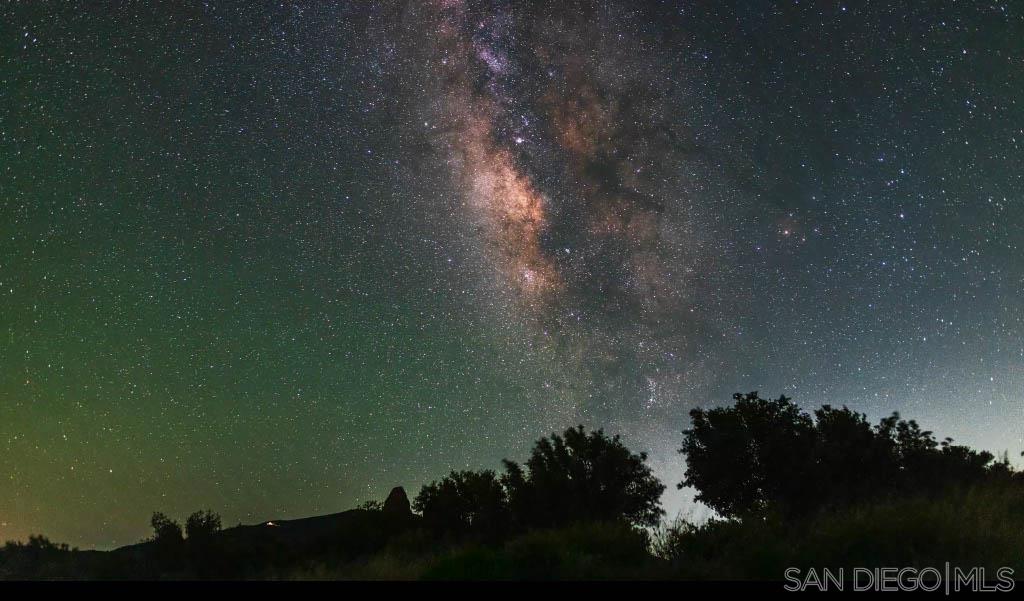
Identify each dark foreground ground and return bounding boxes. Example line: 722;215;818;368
3;481;1023;581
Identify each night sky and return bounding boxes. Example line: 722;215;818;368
2;1;1022;549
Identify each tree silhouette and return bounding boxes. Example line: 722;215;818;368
809;404;899;509
414;470;509;541
680;392;1007;519
0;535;75;579
357;499;384;511
150;512;185;568
878;412;995;493
679;392;816;518
151;512;184;543
412;426;665;539
185;510;221;542
183;510;222;578
503;425;665;529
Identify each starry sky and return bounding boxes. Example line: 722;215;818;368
2;1;1022;549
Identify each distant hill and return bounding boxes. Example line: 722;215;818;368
59;486;422;579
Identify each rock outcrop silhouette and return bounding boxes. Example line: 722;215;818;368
383;486;412;517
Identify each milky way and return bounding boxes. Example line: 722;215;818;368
2;1;1022;547
393;1;737;428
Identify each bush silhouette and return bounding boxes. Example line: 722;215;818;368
423;522;658;580
656;480;1024;579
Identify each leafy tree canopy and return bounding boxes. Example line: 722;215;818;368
680;392;1003;519
414;469;509;541
504;425;666;529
